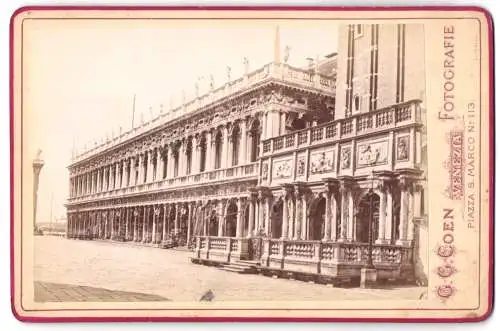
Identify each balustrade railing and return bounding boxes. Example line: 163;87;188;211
265;239;412;266
262;99;421;156
68;162;258;203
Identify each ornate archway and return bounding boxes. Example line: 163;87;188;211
225;200;238;237
270;198;283;239
208;209;218;236
308;196;326;240
356;191;380;243
249;118;261;162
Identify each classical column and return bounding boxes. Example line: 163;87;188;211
127;158;133;186
142;206;148;242
376;181;389;244
227;132;234;167
160;204;167;241
187;203;193;245
338;182;349;242
323;191;332;241
168;149;175;178
147;150;154;183
132;208;138;241
247;193;256;238
293;186;302;239
221;126;228;168
235;198;243;238
257;192;265;235
206;131;213;171
95;169;100;193
152;205;158;244
137;153;144;185
174;203;180;234
281;190;289;239
330;194;338;241
123;208;129;240
397;178;412;246
346;189;355;242
217;200;224;236
157;148;164;181
114;163;120;189
239;120;247;165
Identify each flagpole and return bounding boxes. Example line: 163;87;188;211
131;94;136;129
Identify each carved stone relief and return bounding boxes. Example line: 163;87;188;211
309;150;335;175
396;136;410;161
272;159;293;179
357;140;389;167
340;146;352;170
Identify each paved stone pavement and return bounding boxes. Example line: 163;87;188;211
35;281;169;302
34;236;427;302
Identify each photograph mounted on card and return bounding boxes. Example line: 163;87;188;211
10;6;492;322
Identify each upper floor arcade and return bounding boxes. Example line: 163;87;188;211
67;60;337;205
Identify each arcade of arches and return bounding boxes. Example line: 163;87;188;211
67;175;419;249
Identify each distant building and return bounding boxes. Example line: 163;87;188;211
66;24;427;284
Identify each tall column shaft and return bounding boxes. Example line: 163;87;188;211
281;195;289;239
239;121;247;165
323;191;332;240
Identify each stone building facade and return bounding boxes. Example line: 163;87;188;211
66;23;427;284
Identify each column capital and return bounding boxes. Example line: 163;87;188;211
338;176;355;194
280;183;294;199
322;177;339;195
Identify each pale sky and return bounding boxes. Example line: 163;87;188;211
22;19;338;223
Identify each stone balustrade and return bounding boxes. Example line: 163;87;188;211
193;235;413;281
73;62;335;163
194;236;249;262
67;162;258;204
262;99;421;157
260;239;413;281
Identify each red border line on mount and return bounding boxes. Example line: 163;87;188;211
9;5;494;323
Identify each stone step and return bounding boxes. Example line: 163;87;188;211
232;260;260;267
218;265;252;274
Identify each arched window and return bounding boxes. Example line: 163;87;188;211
214;130;223;169
199;135;207;172
186;139;192;175
142;153;148;183
162;150;168;179
134;158;139;185
249;119;261;162
173;150;179;177
231;125;240;166
152;150;157;181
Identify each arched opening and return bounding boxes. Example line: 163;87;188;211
289;117;306;131
308;196;326;240
208;210;218;236
392;187;401;243
134;158;139;185
199;135;207;172
178;203;189;245
142;153;148;183
356;191;380;243
231;125;241;166
214;130;223;169
152;149;158;181
249;119;261;162
243;204;250;237
225;201;238;237
186;139;193;175
173;149;179;177
270;199;283;239
168;205;176;236
162;149;168;179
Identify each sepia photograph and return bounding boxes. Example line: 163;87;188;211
11;7;492;322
